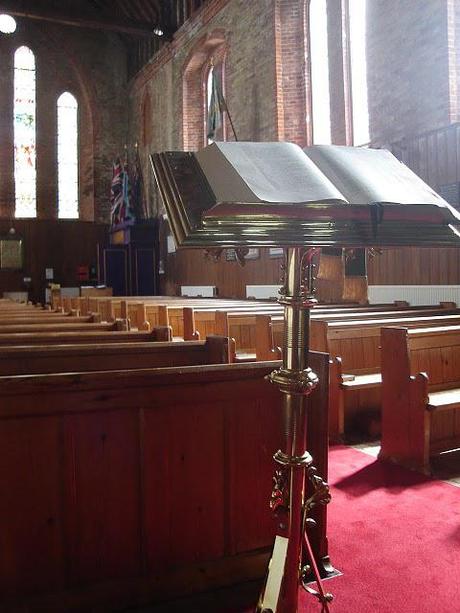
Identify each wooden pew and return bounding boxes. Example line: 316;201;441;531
0;353;330;611
206;306;460;361
0;336;234;375
84;297;452;337
380;325;460;473
322;314;460;439
257;312;460;440
0;321;123;334
0;313;95;325
0;327;172;346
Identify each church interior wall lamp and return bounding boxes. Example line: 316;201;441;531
150;141;460;613
0;13;16;33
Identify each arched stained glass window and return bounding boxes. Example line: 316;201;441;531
349;0;369;145
57;92;79;218
14;46;36;218
309;0;331;145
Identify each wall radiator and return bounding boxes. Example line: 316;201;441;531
246;285;282;300
368;285;460;306
181;285;217;298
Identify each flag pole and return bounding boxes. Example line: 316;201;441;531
225;104;239;142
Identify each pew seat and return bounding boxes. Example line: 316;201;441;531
427;387;460;411
341;371;382;389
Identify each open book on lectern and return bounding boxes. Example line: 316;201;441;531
150;141;460;248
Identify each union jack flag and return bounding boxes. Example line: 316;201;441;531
110;157;134;226
110;158;123;225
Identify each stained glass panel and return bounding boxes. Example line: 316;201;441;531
57;92;79;219
14;46;36;218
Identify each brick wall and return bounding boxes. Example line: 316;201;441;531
130;0;285;219
0;19;127;223
367;0;452;145
129;0;460;296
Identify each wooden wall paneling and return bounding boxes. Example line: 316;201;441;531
367;123;460;287
436;129;449;187
0;220;108;303
417;135;428;182
426;132;438;188
162;248;284;298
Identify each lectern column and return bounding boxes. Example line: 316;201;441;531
257;247;332;613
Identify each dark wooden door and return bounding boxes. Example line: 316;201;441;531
133;246;156;295
101;247;129;295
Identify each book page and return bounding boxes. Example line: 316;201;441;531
304;145;450;207
195;141;347;205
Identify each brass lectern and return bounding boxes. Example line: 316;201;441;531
151;142;460;613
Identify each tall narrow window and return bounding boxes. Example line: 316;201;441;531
14;46;36;218
57;92;79;218
309;0;331;144
349;0;369;145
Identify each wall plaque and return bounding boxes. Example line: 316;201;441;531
0;238;23;269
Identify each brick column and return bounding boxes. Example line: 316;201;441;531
0;38;14;218
36;53;57;220
274;0;309;146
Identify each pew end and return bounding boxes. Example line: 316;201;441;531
380;371;432;474
183;307;200;341
136;303;151;331
152;325;173;342
329;356;345;442
255;314;282;361
205;335;235;364
115;318;130;332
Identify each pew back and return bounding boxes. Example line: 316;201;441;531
0;353;329;610
0;337;232;376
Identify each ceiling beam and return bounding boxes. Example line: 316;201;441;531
0;1;169;38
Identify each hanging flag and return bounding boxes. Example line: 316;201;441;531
121;162;130;222
110;158;123;226
207;66;225;141
131;148;146;219
110;157;134;227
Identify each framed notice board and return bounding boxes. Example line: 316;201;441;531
0;238;23;269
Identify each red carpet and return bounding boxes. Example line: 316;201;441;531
310;445;460;613
143;446;460;612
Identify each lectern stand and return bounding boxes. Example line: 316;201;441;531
150;141;460;613
256;247;332;613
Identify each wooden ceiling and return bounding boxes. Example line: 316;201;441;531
0;1;180;37
0;1;208;75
